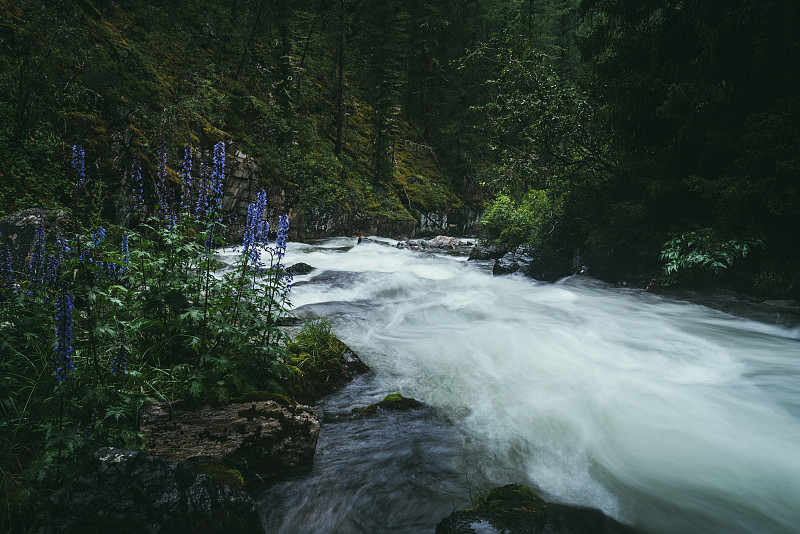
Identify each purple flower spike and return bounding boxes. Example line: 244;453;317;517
29;221;46;282
55;290;75;382
72;145;86;187
132;150;144;211
275;214;289;261
182;140;194;215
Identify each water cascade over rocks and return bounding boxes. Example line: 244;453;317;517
215;237;800;534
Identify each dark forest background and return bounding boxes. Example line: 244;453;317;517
1;0;798;294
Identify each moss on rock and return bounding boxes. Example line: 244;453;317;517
352;393;423;417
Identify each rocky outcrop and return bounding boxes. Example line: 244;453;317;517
436;484;637;534
45;447;262;534
139;399;320;482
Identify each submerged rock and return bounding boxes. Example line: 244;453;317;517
436;484;637;534
351;393;423;417
45;447;262;534
139;399;319;483
289;262;314;275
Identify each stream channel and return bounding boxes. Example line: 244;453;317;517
222;237;800;534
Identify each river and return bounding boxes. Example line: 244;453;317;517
236;237;800;534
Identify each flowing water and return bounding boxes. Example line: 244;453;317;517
231;237;800;534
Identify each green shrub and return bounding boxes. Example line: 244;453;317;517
479;190;554;250
660;228;765;284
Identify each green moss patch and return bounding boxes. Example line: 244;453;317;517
352;393;423;417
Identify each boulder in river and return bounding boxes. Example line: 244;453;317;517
436;484;638;534
45;447;262;534
429;235;462;249
289;262;314;275
468;243;506;261
492;246;572;281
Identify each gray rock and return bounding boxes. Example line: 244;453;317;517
493;252;521;275
289;262;314;275
429;235;462;249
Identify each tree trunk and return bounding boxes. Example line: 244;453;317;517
334;0;346;156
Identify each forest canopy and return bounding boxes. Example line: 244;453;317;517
0;0;797;293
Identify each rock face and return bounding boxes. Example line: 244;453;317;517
45;447;262;534
436;484;638;534
0;209;73;273
139;399;320;481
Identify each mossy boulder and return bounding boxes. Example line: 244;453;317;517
182;456;246;492
436;484;638;534
352;393;423;417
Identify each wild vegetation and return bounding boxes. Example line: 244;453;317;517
0;141;302;530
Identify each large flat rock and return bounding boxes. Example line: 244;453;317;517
140;399;320;480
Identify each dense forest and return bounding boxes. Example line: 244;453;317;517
2;0;798;292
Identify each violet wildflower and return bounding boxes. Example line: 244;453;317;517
131;150;144;211
92;227;106;247
44;236;69;289
196;167;210;219
155;141;176;223
121;234;130;270
282;267;294;299
55;290;75;382
181;140;194;214
241;190;270;271
275;214;290;262
72;144;86;187
28;220;46;283
210;141;226;215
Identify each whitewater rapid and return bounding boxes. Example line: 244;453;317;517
240;237;800;534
